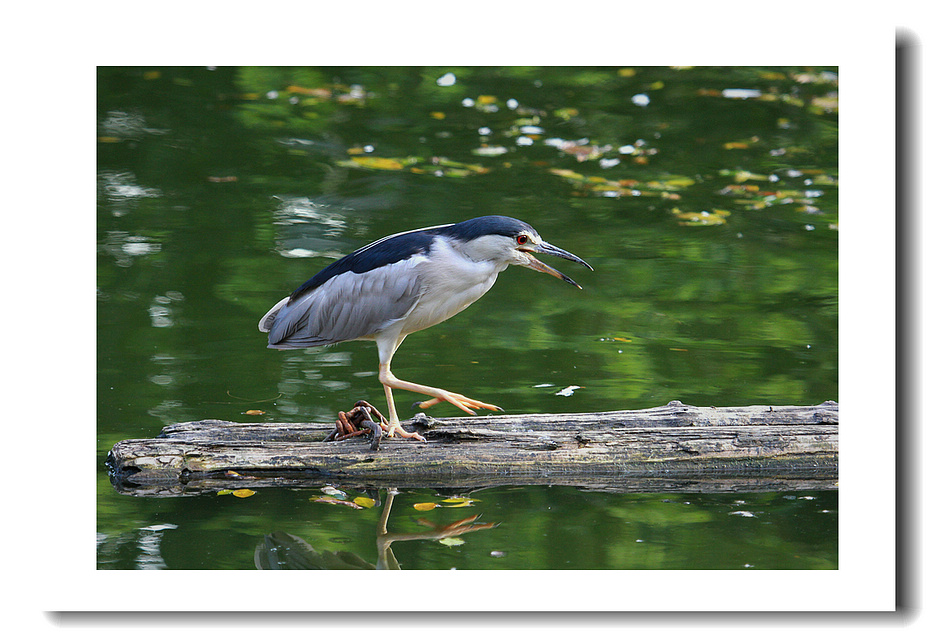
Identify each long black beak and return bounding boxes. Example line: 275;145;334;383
521;241;593;289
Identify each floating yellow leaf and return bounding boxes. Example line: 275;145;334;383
587;182;618;192
439;167;473;178
441;497;477;508
413;502;439;511
217;489;233;495
353;496;376;509
810;174;837;186
513;116;541;126
231;489;256;498
438;537;465;547
720;184;760;194
549;168;587;181
349;156;406;170
725;169;769;183
672;208;730;226
663;176;695;188
429;111;446;119
723;136;760;150
244;409;264;415
477;95;497;105
285;85;332;98
434;158;489;174
810;96;838;112
552;107;579;120
557;142;613;162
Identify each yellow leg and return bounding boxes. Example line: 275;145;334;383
379;363;501;421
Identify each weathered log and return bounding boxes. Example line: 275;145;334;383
107;400;838;497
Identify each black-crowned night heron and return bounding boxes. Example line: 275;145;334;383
259;215;592;441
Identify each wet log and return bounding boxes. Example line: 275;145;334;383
107;400;838;497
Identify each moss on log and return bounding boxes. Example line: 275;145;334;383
107;400;838;497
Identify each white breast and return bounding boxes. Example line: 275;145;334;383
398;236;506;336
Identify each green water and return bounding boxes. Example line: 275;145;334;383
97;66;838;570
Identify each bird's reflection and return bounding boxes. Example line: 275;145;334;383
254;488;498;570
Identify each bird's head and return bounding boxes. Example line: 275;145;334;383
451;216;593;288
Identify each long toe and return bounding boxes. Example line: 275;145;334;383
386;423;426;442
414;397;443;410
439;391;501;415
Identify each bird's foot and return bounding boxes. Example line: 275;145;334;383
414;392;502;416
384;423;426;442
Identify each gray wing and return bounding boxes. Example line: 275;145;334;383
261;256;426;350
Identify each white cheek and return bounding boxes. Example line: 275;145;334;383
513;250;535;267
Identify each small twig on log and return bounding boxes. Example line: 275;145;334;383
323;400;389;449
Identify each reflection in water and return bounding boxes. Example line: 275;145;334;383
254;490;498;570
148;292;184;328
97;523;177;570
271;195;353;259
255;532;375;570
98;170;163;201
273;347;359;419
98;110;169;140
99;230;161;268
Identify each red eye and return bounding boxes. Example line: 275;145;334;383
516;235;529;245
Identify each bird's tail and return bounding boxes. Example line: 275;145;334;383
258;296;290;333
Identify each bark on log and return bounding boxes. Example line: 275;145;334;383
107;400;838;497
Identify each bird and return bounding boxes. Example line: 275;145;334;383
259;215;592;441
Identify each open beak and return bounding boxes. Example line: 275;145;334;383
520;241;593;289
